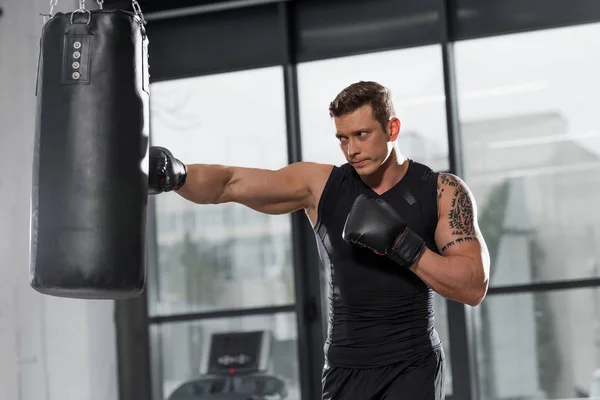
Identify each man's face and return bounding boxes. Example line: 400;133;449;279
333;105;399;176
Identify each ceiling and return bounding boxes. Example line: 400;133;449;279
102;0;257;14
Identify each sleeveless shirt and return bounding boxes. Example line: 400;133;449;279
313;159;442;368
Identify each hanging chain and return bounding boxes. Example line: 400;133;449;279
49;0;58;15
42;0;143;25
44;0;101;17
131;0;146;25
41;0;59;19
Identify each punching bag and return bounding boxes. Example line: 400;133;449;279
31;1;150;299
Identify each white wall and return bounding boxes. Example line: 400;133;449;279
0;1;118;400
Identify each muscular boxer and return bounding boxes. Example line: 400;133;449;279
149;81;490;400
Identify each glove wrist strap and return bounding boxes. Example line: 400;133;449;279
387;228;426;268
173;163;187;190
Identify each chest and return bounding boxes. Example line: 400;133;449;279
317;179;438;261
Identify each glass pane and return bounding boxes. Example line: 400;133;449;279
149;67;295;315
152;312;301;400
476;288;600;399
456;23;600;286
298;44;450;171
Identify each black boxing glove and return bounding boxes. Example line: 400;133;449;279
149;146;187;195
342;194;426;268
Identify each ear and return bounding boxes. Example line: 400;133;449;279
388;117;401;141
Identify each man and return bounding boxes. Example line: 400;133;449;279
149;81;490;399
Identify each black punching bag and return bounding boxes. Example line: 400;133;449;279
31;4;150;299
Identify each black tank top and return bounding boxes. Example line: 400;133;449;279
314;159;442;368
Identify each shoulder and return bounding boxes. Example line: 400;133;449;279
405;159;439;201
284;162;334;176
409;159;438;182
436;172;477;217
291;163;337;221
288;161;335;191
291;162;335;178
437;172;470;193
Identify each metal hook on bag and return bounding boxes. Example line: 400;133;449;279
70;8;92;25
70;0;92;25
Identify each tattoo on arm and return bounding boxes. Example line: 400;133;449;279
440;236;477;253
438;173;478;254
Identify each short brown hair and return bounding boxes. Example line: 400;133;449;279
329;81;395;130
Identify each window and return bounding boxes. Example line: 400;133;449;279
474;288;600;399
456;23;600;286
455;22;600;400
152;313;300;400
297;44;453;394
149;67;295;315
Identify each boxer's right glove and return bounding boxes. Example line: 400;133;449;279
342;194;426;269
149;146;187;194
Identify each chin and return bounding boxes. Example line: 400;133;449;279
353;164;377;176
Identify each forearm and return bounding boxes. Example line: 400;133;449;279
410;249;488;306
175;164;233;204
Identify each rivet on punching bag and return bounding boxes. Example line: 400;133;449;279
31;1;150;300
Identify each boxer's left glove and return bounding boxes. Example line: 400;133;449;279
149;146;187;195
342;194;426;269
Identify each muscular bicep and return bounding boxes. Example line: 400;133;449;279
223;162;333;215
434;173;488;261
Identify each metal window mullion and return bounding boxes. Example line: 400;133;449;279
115;295;153;400
279;2;325;400
488;277;600;295
115;121;160;400
439;1;478;399
149;304;297;324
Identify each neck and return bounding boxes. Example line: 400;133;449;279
362;149;409;194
